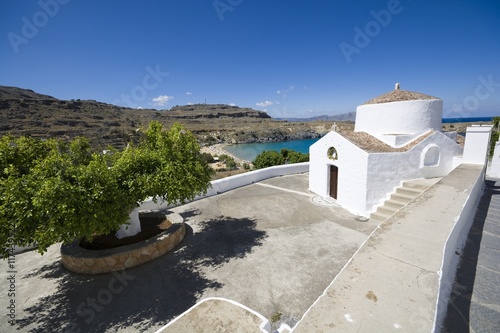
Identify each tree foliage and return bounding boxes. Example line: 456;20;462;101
0;121;212;256
493;116;500;130
218;154;237;170
253;149;309;169
489;116;500;160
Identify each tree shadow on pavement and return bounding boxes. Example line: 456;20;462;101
440;179;499;333
16;215;267;333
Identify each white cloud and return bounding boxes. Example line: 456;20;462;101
187;102;194;105
186;91;193;95
229;103;236;106
256;100;274;107
152;95;174;106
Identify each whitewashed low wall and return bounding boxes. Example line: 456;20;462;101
433;167;485;331
136;163;310;213
202;162;309;197
487;141;500;178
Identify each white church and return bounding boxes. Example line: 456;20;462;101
309;84;492;218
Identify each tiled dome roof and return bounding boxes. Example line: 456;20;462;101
363;88;439;105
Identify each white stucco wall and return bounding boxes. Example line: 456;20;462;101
309;131;463;217
487;141;500;178
365;132;463;213
355;99;443;140
462;125;493;165
309;131;369;216
433;167;485;331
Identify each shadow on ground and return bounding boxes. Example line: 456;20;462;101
16;215;267;333
440;179;499;332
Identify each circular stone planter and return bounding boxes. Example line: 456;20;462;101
61;212;184;274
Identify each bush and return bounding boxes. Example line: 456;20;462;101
253;151;284;169
490;130;499;160
253;149;309;169
281;149;309;163
200;152;215;164
0;121;213;256
219;154;237;170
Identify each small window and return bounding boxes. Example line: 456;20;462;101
421;145;440;167
327;147;338;160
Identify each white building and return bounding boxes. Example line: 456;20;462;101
487;141;500;178
309;84;492;217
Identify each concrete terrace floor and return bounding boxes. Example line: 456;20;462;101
0;173;381;333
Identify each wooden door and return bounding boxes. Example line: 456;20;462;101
329;165;338;199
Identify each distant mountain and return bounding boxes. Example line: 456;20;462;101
0;86;58;100
278;112;356;122
0;86;343;149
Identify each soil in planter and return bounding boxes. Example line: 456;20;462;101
80;215;172;250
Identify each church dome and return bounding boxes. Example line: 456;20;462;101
354;84;443;139
363;88;439;105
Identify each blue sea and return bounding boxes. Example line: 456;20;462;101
225;138;319;162
226;117;494;162
442;116;493;123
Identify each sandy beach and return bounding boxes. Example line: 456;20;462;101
200;143;249;165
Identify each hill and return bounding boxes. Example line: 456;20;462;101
279;112;356;122
0;86;347;149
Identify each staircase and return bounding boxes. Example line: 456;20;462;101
370;178;441;222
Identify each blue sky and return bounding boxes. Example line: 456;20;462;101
1;0;499;118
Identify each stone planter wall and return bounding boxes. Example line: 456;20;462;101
61;213;185;274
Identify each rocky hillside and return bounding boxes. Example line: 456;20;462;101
0;86;349;149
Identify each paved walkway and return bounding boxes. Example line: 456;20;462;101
440;177;500;333
0;173;379;333
292;164;483;332
2;168;493;333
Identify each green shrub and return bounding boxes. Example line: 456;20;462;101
253;149;309;169
490;130;499;160
201;152;215;164
0;121;213;256
253;151;284;169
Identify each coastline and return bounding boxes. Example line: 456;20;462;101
201;143;249;165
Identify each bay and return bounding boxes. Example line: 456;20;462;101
224;138;320;162
224;116;494;162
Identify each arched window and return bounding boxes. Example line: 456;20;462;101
421;145;440;167
327;147;338;160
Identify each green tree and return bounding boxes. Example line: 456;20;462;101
218;154;237;170
253;151;284;169
253;149;309;169
0;121;213;256
281;149;309;163
493;116;500;130
200;152;215;164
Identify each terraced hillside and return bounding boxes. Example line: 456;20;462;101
0;86;350;150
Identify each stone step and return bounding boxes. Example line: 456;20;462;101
370;211;391;222
402;181;429;191
390;192;416;203
370;178;438;223
377;205;399;216
385;199;408;209
396;186;422;197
